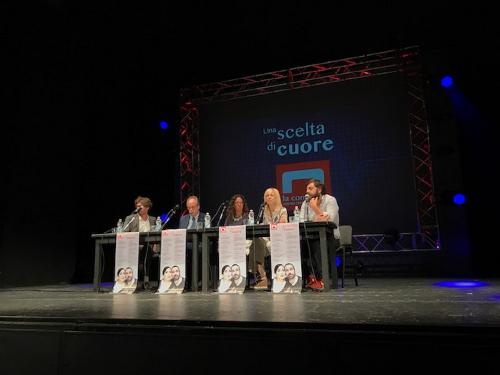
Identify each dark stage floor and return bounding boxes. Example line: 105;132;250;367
1;277;499;328
2;277;500;374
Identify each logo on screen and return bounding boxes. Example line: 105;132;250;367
276;160;331;210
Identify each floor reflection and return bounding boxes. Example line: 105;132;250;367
111;294;138;319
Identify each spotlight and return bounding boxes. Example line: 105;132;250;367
453;193;466;205
441;75;453;88
439;190;466;206
434;280;488;288
160;121;169;130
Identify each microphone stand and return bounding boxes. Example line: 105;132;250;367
211;203;223;225
161;205;180;230
216;202;228;227
122;216;136;232
255;203;265;224
210;200;227;226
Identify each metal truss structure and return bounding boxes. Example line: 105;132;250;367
353;232;437;253
179;46;439;250
178;101;200;213
403;55;440;250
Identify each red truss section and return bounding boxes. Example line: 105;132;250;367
181;47;420;103
179;102;200;213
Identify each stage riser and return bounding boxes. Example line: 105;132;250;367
1;322;498;374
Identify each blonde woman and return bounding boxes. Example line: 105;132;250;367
250;187;288;289
262;188;288;225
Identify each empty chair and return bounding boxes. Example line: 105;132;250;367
336;225;359;288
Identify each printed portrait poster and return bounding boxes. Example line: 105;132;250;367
158;229;187;294
113;232;140;294
218;226;247;294
269;223;302;294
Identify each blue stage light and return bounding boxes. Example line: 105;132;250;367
335;256;341;267
441;75;453;88
160;121;169;130
453;193;466;205
434;280;488;288
489;294;500;301
160;213;168;222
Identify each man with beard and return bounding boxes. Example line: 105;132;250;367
170;265;185;292
229;263;246;293
282;263;302;293
299;179;340;291
123;266;137;294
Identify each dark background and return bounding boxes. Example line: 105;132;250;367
2;2;497;286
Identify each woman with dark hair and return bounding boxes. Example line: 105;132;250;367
112;267;127;293
223;194;253;285
272;264;287;293
218;264;233;293
157;266;173;293
224;194;249;226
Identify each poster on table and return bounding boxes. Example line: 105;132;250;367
218;225;247;294
269;223;302;294
158;229;187;294
113;232;140;294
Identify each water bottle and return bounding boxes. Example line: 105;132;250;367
248;209;255;225
154;216;162;231
293;206;300;223
204;212;211;228
116;218;123;233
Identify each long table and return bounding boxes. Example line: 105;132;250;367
91;221;337;292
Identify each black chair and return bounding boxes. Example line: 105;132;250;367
336;225;359;288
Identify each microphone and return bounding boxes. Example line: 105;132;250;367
161;204;181;229
304;194;312;222
122;216;136;232
132;207;142;214
166;204;180;218
256;202;265;224
211;200;228;225
216;201;229;227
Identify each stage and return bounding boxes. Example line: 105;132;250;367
1;278;499;374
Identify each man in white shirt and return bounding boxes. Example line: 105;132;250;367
299;179;340;291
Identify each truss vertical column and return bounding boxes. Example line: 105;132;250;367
402;51;440;249
179;101;200;212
